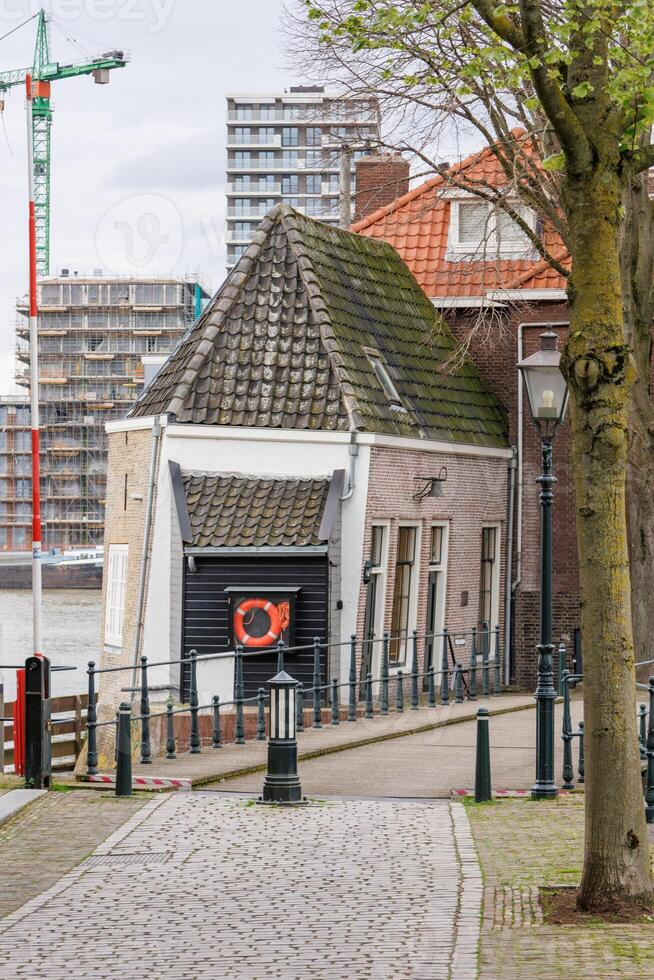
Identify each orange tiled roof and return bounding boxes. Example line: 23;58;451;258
352;140;569;298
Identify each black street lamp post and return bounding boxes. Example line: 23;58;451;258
518;330;569;800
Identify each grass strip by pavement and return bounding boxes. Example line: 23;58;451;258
0;789;146;919
467;796;654;978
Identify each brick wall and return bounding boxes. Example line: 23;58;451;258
99;426;155;709
355;444;510;678
514;591;580;687
448;302;580;687
354;153;410;223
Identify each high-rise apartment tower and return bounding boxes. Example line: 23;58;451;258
226;86;380;270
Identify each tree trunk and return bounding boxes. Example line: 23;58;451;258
621;178;654;680
563;168;654;910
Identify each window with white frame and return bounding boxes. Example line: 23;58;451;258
361;522;390;682
426;524;449;653
478;527;500;653
368;524;389;639
451;200;533;254
105;544;128;647
389;525;419;665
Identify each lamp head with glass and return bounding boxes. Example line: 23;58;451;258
517;330;569;437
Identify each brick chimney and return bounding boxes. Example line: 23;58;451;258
353;152;410;223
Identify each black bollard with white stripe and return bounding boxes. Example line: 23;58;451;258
261;670;305;805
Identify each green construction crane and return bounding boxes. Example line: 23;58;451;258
0;9;128;276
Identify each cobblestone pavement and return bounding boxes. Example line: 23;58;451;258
468;796;654;978
0;789;145;919
0;793;481;979
223;700;583;798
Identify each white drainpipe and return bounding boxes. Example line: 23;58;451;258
130;415;163;696
340;432;359;501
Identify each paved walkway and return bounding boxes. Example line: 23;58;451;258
0;793;482;979
222;700;584;798
75;692;536;788
0;790;145;919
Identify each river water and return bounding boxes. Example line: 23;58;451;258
0;589;101;702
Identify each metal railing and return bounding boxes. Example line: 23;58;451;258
560;665;654;824
85;624;503;777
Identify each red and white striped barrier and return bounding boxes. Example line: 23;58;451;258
87;773;192;790
452;788;574;798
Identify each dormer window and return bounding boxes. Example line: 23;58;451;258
452;200;533;255
364;349;402;406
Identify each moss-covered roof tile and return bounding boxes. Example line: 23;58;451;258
129;205;507;447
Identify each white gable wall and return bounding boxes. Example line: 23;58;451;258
138;421;371;702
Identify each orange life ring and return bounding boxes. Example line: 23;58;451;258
234;597;281;648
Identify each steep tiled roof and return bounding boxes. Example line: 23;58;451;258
182;472;330;548
352;140;570;298
130;205;507;447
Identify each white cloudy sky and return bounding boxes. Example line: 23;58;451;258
0;0;290;391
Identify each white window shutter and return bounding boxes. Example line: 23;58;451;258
105;544;128;646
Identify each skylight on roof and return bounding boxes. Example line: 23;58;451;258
365;349;402;406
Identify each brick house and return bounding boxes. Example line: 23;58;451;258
99;205;511;709
352;141;576;686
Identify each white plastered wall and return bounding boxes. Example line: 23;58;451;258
138;422;371;703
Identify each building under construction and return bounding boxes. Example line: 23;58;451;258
0;274;208;554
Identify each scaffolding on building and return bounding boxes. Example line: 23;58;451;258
0;274;209;552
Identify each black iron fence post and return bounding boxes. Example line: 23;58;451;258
139;656;151;765
189;649;200;754
639;703;647;761
557;641;567;696
86;660;98;777
296;683;305;732
277;641;285;673
115;702;132;797
577;721;585;783
365;672;373;718
561;672;575;791
411;630;419;709
348;636;357;722
469;627;478;700
212;695;222;749
427;665;436;708
493;626;501;696
645;678;654;824
166;700;177;758
481;621;490;698
312;637;322;729
474;707;492;802
234;645;245;745
256;688;266;740
380;633;389;716
331;678;339;725
454;664;463;703
396;670;404;713
441;629;450;705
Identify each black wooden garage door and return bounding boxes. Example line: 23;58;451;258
182;553;329;700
